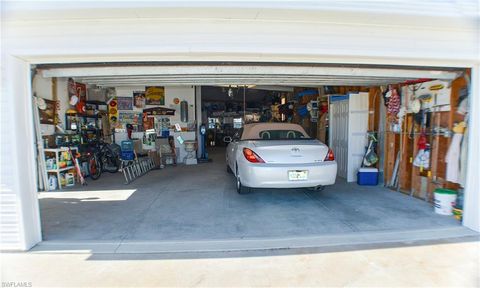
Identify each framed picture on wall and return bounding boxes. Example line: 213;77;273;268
38;98;57;125
119;112;142;126
133;91;146;108
145;86;165;105
68;78;87;102
117;97;133;110
76;82;87;103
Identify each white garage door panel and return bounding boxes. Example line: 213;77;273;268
4;1;478;65
40;65;460;88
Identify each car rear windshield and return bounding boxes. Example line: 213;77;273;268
258;130;309;140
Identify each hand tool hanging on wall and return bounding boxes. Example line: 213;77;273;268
413;110;431;171
361;133;378;167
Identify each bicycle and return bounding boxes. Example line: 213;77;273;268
87;138;121;180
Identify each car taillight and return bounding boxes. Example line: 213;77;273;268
324;148;335;161
243;148;265;163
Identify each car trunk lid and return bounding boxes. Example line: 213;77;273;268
251;140;329;164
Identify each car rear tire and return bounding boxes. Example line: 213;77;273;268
236;167;250;194
226;164;233;174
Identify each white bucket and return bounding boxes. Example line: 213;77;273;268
434;189;457;215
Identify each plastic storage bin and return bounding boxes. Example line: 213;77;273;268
121;140;134;152
161;130;170;138
357;168;379;185
121;151;135;161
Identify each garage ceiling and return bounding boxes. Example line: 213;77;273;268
39;63;463;87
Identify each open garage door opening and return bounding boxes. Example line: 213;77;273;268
31;63;474;250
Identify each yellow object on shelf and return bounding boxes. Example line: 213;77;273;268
452;208;463;221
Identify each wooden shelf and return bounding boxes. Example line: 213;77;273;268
44;147;78;189
47;166;75;173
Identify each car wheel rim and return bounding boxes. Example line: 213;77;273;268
236;175;240;190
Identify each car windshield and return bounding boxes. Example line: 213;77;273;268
258;130;308;140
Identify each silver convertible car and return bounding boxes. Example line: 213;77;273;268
225;123;337;194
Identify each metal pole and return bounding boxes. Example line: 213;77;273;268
243;85;246;122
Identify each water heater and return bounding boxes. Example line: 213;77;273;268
180;100;188;122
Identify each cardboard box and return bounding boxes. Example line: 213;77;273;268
132;139;142;154
148;150;161;168
87;87;107;102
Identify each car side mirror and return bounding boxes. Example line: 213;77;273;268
223;136;232;143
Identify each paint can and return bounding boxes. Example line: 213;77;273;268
434;189;457;215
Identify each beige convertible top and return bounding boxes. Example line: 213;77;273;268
241;123;309;140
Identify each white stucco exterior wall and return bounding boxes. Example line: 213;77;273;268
1;1;479;250
1;56;42;250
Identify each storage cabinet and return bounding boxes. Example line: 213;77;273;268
329;92;369;182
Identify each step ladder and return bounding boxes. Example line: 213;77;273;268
122;157;156;185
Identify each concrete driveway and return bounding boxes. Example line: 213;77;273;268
38;148;465;249
3;237;479;287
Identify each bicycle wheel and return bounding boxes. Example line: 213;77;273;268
88;154;102;180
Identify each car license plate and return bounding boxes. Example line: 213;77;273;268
288;170;308;181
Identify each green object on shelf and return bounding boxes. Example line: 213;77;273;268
434;188;457;195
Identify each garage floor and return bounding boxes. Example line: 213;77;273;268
39;148;461;242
